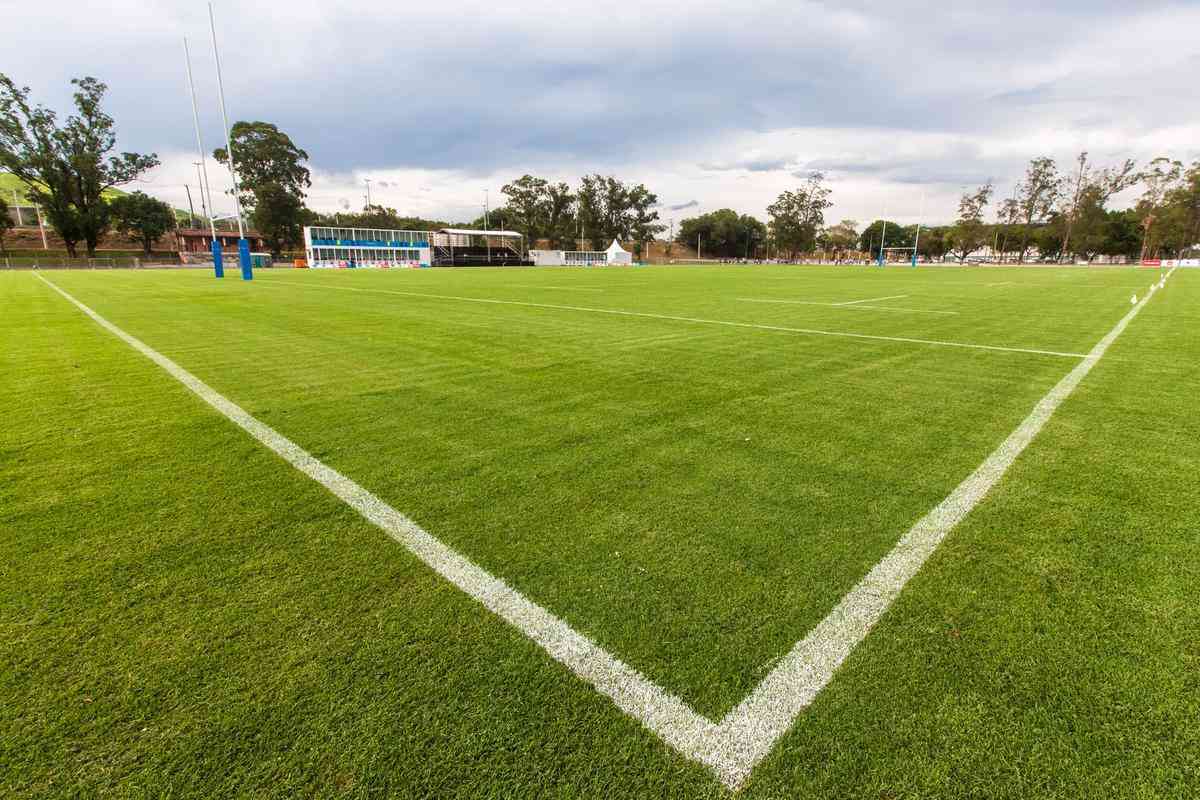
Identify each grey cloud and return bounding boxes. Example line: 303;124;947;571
6;0;1197;214
668;200;700;211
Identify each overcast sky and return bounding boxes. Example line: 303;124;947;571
7;0;1200;225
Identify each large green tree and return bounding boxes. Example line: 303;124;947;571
766;173;832;260
677;208;764;258
946;182;993;263
573;174;662;251
1058;152;1137;262
109;191;175;256
1014;157;1061;261
500;174;548;251
1134;157;1184;261
214;121;310;255
857;219;912;256
819;219;859;257
0;74;159;257
543;181;576;249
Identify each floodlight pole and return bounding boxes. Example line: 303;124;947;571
364;178;372;208
184;37;222;277
209;2;252;280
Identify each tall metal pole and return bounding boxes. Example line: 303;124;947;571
878;218;888;266
364;178;372;208
11;189;22;226
184;36;222;276
911;191;924;267
209;4;243;239
209;3;252;279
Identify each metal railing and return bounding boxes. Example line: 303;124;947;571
0;256;155;269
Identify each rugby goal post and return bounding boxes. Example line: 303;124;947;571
881;246;918;267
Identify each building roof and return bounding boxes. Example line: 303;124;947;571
439;228;523;238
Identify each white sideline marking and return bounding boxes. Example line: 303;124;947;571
832;294;908;306
264;279;1085;359
737;298;958;316
35;268;1172;790
508;284;606;293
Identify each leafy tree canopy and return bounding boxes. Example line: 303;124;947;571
109;190;175;256
0;73;158;257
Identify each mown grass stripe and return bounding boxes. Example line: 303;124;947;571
32;268;1171;791
261;278;1086;359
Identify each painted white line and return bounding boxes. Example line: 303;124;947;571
986;281;1015;287
35;268;1171;790
737;298;958;316
832;294;908;306
507;284;606;293
32;272;719;778
263;279;1084;359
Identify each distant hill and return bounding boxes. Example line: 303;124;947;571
1;171;131;205
0;172;194;223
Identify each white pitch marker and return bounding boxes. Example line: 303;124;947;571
1131;293;1138;305
34;268;1175;790
832;294;908;306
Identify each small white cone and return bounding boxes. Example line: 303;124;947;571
1131;294;1138;305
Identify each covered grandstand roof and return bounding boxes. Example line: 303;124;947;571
439;228;523;238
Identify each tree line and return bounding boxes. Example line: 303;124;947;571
678;154;1199;264
5;72;1198;263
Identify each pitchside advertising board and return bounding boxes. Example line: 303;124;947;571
1142;259;1200;267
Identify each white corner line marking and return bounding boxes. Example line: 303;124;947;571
34;268;1172;791
832;294;909;306
736;298;959;316
263;279;1083;359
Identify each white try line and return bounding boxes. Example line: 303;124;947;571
737;298;959;316
262;279;1084;359
505;284;606;293
34;267;1172;790
832;294;908;306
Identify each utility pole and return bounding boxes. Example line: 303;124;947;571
184;184;197;228
193;163;210;224
11;190;22;226
364;178;372;208
697;232;702;260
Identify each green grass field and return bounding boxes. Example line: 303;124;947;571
3;263;1197;798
